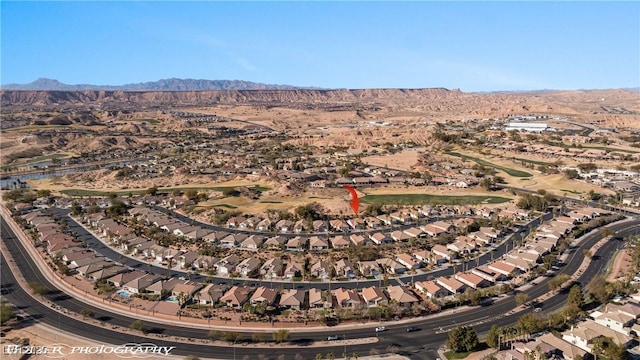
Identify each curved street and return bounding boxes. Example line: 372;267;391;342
1;212;637;359
50;206;553;289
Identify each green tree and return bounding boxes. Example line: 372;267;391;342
80;309;94;318
363;204;383;217
546;311;568;331
446;326;479;353
146;186;159;196
29;282;48;299
207;330;219;340
516;313;543;335
592;336;627;360
185;189;199;201
486;325;502;349
587;276;613;304
107;199;127;217
548;274;570;291
0;303;14;325
272;329;291;343
130;319;146;333
564;169;579;179
515;292;529;307
70;201;83;216
567;284;584;310
221;331;242;343
294;202;325;221
577;163;597;172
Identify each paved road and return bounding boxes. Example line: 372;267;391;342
49;207;546;290
2;212;637;359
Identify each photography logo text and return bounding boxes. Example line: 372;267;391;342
2;343;175;358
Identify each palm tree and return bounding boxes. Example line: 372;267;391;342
167;257;174;277
177;292;188;306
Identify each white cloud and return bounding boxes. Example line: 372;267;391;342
235;56;257;73
428;59;546;90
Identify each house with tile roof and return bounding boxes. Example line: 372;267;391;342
415;280;448;298
361;286;388;307
386;285;419;305
436;276;466;295
334;288;363;308
250;286;278;305
279;289;306;310
220;286;252;308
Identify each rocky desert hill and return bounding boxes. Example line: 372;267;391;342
0;88;460;108
2;87;638;119
0;77;307;91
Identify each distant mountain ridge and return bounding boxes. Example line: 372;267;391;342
1;78;316;91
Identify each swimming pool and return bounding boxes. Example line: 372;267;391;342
166;296;179;303
117;290;131;298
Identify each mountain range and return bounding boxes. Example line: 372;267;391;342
0;78;315;91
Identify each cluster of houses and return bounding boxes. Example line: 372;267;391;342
110;276;428;312
493;296;640;360
554;167;640;194
413;206;611;300
491;140;640;163
16;198;617;326
87;205;533;280
21;198;609;288
22;211;130;281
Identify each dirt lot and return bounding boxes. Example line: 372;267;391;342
607;248;634;282
361;150;422;171
1;323;132;360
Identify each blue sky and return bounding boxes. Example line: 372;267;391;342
1;1;638;91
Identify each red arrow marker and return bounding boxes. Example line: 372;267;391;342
342;185;359;216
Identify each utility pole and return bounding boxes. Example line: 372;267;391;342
343;334;347;358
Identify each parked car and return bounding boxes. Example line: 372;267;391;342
375;326;388;332
327;335;339;341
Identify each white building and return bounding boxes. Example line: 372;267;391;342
505;122;549;132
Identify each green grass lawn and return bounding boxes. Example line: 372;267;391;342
445;151;533;177
361;193;512;206
60;189;150;197
59;185;270;197
545;141;639;154
211;203;238;209
581;145;639;154
1;153;69;170
444;343;489;360
444;350;473;360
512;157;552;166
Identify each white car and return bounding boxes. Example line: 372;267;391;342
375;326;388;332
327;335;339;341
